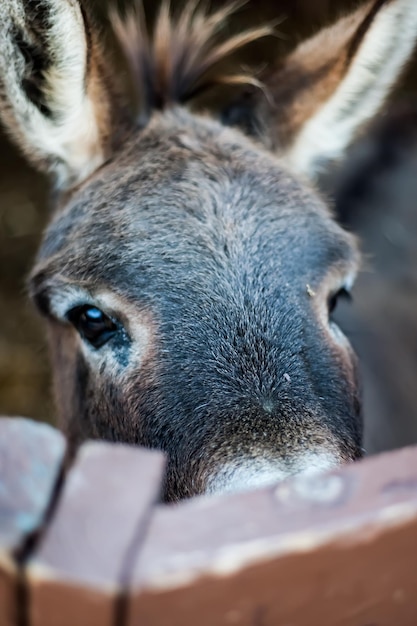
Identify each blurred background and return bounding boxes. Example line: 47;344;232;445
1;0;417;454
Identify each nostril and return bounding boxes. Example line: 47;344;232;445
262;399;275;414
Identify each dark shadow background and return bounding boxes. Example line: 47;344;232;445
1;0;417;455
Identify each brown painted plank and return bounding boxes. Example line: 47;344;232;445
27;442;165;626
0;417;66;626
127;446;417;626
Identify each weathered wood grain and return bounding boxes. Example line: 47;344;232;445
127;446;417;626
27;442;165;626
0;417;66;626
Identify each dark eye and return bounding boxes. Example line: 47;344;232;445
328;287;352;316
67;305;118;348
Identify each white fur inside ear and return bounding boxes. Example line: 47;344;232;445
40;1;104;184
0;0;104;187
286;0;417;180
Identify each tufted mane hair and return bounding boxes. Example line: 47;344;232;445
111;1;272;118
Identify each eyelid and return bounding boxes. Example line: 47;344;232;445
341;269;357;292
31;283;131;334
37;285;109;322
327;267;358;300
29;276;95;321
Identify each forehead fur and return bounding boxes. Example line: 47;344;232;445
35;107;356;289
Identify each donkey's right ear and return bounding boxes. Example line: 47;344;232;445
0;0;119;189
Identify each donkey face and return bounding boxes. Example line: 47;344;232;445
1;0;416;500
31;110;361;499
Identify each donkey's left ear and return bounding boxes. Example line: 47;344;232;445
0;0;119;189
242;0;417;180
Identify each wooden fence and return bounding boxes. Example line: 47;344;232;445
1;416;417;626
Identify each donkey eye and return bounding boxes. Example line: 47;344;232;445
328;287;352;316
67;305;118;348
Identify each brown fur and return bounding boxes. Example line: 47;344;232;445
266;3;373;149
226;0;409;152
112;1;272;119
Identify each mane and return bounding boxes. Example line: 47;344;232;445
111;1;272;119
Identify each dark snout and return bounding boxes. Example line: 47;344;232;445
156;394;362;501
146;285;362;501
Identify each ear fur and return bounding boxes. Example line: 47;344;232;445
0;0;118;188
226;0;417;181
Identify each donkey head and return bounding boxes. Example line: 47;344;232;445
1;0;416;500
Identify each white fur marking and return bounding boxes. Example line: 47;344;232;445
287;0;417;179
206;451;340;496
